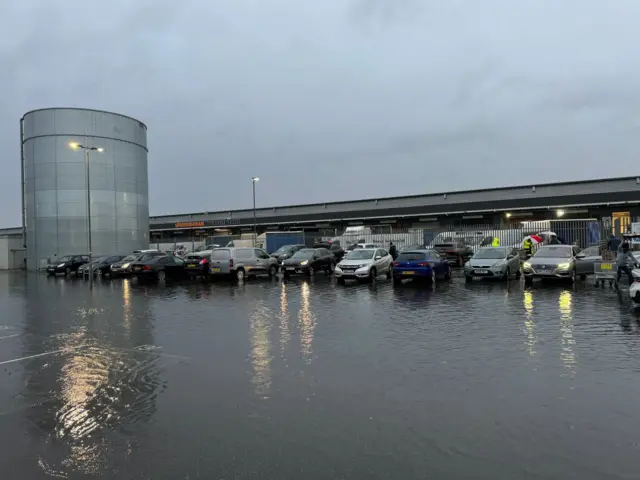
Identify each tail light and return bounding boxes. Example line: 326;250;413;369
392;262;399;267
417;262;431;267
229;259;234;268
199;258;208;265
143;265;150;271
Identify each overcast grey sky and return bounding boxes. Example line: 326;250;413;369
1;0;639;226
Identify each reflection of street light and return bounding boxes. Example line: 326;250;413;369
505;212;512;218
252;177;260;246
68;142;104;289
557;209;565;218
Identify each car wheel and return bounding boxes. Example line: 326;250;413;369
236;268;245;282
444;265;451;280
465;275;473;283
65;267;71;276
431;268;436;284
386;268;392;280
369;267;377;283
157;270;166;281
308;266;315;277
96;269;102;277
516;268;522;279
570;269;576;284
458;255;464;267
268;265;277;277
503;268;510;281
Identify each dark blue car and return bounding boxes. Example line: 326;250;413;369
392;249;451;285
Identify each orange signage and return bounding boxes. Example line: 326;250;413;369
175;221;205;228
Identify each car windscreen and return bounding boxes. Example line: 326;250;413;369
121;255;136;262
534;247;572;258
346;250;375;260
58;256;72;262
473;248;506;259
396;252;427;262
139;253;165;261
93;256;109;263
292;249;315;259
434;243;455;248
185;254;203;260
274;245;294;254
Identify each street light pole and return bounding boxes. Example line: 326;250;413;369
252;177;260;247
69;142;104;290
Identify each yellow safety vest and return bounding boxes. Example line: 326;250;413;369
492;237;500;247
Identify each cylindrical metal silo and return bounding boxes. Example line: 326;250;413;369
21;108;149;270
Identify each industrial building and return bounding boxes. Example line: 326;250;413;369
21;108;149;270
148;176;640;246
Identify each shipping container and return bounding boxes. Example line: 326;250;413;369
265;231;306;253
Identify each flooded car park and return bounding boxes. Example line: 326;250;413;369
1;271;640;479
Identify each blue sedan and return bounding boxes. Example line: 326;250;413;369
392;249;451;285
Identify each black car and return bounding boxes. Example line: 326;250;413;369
47;255;90;276
110;252;166;277
183;252;211;278
312;242;345;262
282;248;335;277
270;244;307;264
130;255;187;282
78;255;127;277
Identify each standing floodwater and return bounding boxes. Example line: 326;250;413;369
1;272;640;479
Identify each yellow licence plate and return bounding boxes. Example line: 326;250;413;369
402;271;415;275
211;267;221;273
187;264;197;268
601;263;613;270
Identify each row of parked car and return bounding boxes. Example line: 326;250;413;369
45;242;605;288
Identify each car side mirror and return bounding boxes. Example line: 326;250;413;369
375;256;381;260
576;253;586;259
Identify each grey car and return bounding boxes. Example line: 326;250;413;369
464;247;521;282
335;248;393;284
522;245;598;284
208;247;279;282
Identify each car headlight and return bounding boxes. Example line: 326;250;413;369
58;263;65;268
523;262;531;269
557;262;571;270
300;260;308;265
122;263;130;269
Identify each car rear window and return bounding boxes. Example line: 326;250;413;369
211;249;230;260
397;252;427;262
185;254;202;261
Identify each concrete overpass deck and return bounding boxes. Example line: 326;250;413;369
149;176;640;231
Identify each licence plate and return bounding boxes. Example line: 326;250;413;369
538;269;551;274
211;267;221;273
402;271;415;275
134;267;141;272
187;264;197;268
476;269;489;274
601;263;613;270
286;267;295;271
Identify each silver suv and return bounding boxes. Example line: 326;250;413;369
209;247;279;282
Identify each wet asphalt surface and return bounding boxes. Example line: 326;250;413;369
1;270;640;479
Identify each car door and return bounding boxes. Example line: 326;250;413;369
509;248;520;272
578;246;600;274
572;246;587;274
430;251;446;276
210;249;230;274
254;249;271;273
375;249;386;271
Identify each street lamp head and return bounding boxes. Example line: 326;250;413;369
252;177;260;183
68;141;80;150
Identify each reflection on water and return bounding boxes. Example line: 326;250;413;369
123;279;132;333
299;282;316;363
523;290;537;356
558;290;577;373
250;301;272;398
278;282;291;358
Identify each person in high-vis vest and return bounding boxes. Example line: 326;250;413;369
523;237;533;257
491;237;500;247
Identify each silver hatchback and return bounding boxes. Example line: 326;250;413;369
209;247;279;282
464;246;522;282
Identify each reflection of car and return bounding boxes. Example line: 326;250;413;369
464;247;521;282
130;255;186;282
314;242;346;262
271;244;307;264
78;255;127;277
183;252;212;278
208;247;279;282
47;255;90;276
110;252;166;277
282;248;336;277
391;249;451;285
433;239;474;266
522;245;599;284
335;248;393;284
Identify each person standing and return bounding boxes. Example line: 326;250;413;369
389;242;398;260
523;237;533;257
491;236;500;247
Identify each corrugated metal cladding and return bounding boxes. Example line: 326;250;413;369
22;108;149;270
